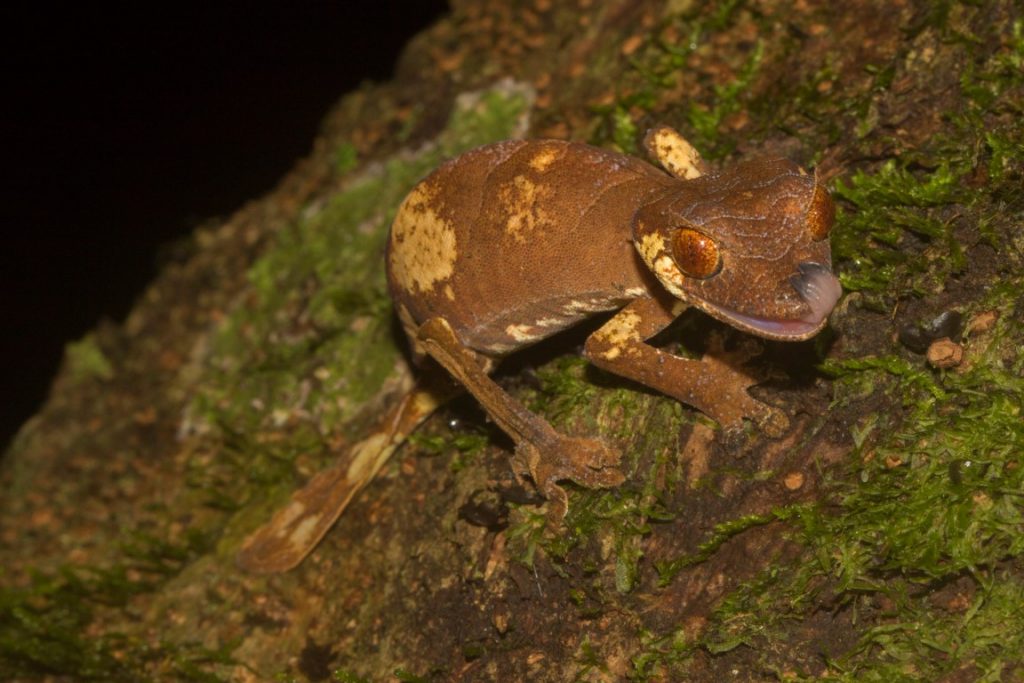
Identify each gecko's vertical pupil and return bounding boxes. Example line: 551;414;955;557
671;228;721;279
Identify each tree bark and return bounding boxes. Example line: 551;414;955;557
3;1;1022;681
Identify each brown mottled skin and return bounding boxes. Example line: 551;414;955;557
387;139;673;355
236;126;841;573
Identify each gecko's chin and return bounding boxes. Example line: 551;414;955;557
711;308;829;341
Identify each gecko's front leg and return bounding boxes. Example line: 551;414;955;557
584;296;789;436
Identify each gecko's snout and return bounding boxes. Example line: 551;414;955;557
789;262;842;324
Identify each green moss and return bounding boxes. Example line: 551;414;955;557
0;82;535;682
813;308;1023;581
630;625;693;680
333;142;358;174
827;11;1022;311
408;428;489;474
393;667;436;682
657;301;1024;674
503;356;684;594
608;105;642;154
694;305;1024;675
592;2;753;155
64;333;115;383
830;160;967;305
0;568;135;680
683;39;764;157
629;5;1024;678
655;505;811;587
0;533;233;681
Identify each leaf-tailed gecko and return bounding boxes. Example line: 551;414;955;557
237;126;842;573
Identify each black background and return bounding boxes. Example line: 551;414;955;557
2;4;450;449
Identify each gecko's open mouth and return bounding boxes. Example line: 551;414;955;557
706;263;843;341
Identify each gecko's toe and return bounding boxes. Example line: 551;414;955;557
542;483;570;524
563;436;624;488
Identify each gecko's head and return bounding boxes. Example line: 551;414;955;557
632;157;842;341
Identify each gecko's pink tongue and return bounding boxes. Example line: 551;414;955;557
789;262;842;326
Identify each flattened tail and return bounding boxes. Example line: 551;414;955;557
236;379;446;574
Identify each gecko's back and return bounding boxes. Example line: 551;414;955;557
386;140;674;356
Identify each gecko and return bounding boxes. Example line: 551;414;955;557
236;125;842;573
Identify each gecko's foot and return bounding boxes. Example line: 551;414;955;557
541;434;624;489
709;392;790;440
696;332;790;438
514;435;625;522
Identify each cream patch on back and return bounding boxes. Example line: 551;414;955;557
498;174;553;243
389;183;458;294
505;323;542;342
528;146;561;172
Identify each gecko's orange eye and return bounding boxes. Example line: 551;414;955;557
671;228;721;279
806;183;834;241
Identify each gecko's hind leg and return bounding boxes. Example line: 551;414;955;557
416;317;624;521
